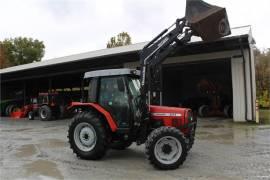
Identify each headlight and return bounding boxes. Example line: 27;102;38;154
186;111;193;122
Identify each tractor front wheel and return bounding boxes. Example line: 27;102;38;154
39;105;52;121
145;127;188;170
68;111;107;160
187;124;196;151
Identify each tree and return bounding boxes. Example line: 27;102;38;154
107;32;132;48
1;37;45;68
0;43;10;69
255;48;270;108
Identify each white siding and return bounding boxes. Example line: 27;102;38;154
231;57;246;122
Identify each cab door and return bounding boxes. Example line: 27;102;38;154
98;76;130;128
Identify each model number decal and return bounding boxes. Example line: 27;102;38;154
151;113;182;117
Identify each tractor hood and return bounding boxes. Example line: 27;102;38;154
150;105;189;119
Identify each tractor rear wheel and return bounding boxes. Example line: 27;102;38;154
5;104;15;116
39;105;52;121
224;105;233;118
145;127;188;170
68;111;107;160
28;111;35;120
198;105;209;117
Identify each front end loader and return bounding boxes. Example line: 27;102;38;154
67;0;231;170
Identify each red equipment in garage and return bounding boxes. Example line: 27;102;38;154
10;104;33;119
197;78;233;118
27;92;72;121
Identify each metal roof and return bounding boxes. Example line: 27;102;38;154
0;26;254;75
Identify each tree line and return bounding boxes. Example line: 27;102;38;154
0;32;132;69
255;48;270;108
0;37;45;69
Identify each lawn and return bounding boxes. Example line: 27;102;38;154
260;109;270;124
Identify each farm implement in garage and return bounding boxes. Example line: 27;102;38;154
6;92;74;120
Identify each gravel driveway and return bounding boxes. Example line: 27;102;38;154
0;117;269;180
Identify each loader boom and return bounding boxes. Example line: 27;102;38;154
138;0;231;124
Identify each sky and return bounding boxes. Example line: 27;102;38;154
0;0;269;60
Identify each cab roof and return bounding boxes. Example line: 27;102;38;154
84;68;140;79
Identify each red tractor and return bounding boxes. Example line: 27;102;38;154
67;0;231;169
28;92;72;121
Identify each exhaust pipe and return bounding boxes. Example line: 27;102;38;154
185;0;231;41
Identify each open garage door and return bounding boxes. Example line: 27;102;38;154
163;59;233;118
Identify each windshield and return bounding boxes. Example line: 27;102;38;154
128;77;140;98
38;95;48;104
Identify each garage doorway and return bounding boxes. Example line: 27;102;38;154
163;59;233;118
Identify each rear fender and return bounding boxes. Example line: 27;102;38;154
68;102;118;132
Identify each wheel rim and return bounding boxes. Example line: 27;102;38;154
74;122;97;152
28;112;32;119
154;136;182;165
40;109;47;119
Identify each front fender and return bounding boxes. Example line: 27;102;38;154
68;102;118;132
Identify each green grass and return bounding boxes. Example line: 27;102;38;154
259;109;270;124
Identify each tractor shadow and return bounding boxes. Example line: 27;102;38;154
104;146;145;160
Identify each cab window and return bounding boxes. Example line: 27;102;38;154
98;76;130;128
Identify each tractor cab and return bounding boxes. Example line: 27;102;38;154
37;92;59;106
84;68;140;128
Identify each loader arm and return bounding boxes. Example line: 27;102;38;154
139;18;193;107
137;0;231;125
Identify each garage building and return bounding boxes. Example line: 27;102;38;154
0;26;256;122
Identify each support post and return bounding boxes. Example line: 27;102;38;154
256;100;259;124
81;78;84;102
48;78;52;93
23;81;26;106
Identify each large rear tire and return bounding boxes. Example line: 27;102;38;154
5;104;15;116
5;105;11;116
68;111;107;160
39;105;52;121
198;105;209;117
187;124;196;151
145;127;188;170
224;105;233;118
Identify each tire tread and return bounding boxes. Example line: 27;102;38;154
145;126;188;170
67;111;107;160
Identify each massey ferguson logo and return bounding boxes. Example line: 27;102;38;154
151;113;182;117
